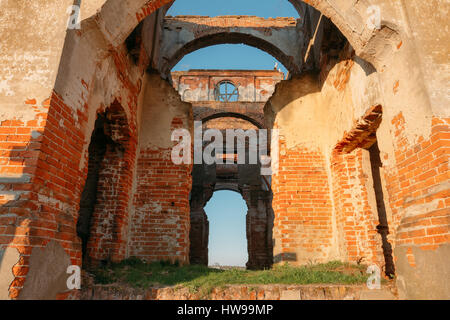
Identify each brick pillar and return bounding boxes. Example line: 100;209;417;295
243;187;273;269
271;136;334;265
189;207;209;265
189;162;215;265
385;115;450;298
129;118;192;264
84;104;137;265
330;148;384;266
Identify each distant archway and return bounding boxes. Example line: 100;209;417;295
201;112;265;130
160;32;301;78
205;190;248;267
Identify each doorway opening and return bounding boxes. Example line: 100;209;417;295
77;114;109;263
205;190;248;268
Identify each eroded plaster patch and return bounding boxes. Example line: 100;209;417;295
0;247;20;300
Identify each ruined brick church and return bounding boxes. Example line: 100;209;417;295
0;0;448;300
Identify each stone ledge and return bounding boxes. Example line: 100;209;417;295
81;284;397;300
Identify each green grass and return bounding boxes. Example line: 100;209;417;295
91;258;370;296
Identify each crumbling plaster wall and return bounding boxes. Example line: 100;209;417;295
265;48;384;157
158;16;305;77
128;73;193;263
0;0;447;300
172;70;284;103
0;0;105;115
0;0;151;299
266;1;449;298
176;69;277;269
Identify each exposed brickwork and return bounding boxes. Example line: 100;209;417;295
136;0;173;23
0;39;144;298
330;104;386;268
165;15;298;29
172;69;284;104
385;115;449;251
334;105;383;154
129;118;192;264
178;70;278;269
0;0;449;300
330;149;384;266
158;17;304;76
0;93;88;298
272;136;334;264
82;283;396;300
172;69;284;132
86;103;138;265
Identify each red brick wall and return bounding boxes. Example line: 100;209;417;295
0;40;144;298
385;115;449;259
86;103;138;264
172;69;284;103
272;136;334;264
330;149;384;266
0;92;88;298
129;118;192;264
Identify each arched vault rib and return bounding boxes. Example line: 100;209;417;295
201;112;265;130
94;0;402;70
155;15;306;78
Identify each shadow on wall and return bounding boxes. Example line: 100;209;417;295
273;252;297;263
0;150;73;299
0;99;132;299
264;71;321;130
77;101;133;269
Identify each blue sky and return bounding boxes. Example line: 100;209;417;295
168;0;298;266
204;191;248;267
172;44;289;75
167;0;300;18
169;0;299;76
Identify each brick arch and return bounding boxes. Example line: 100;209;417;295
77;100;137;267
214;185;241;194
94;0;402;69
199;112;265;130
160;32;301;78
191;176;274;269
0;0;422;300
287;0;307;18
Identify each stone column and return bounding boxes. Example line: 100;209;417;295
189;164;215;265
242;187;274;269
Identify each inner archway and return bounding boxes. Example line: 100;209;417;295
205;190;248;267
173;44;289;76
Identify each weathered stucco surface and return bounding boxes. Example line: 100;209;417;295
18;241;71;300
0;0;448;300
139;73;192;150
0;247;20;300
395;244;450;300
157;16;305;77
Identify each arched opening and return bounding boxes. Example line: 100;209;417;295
162;32;299;77
205;190;248;267
126;1;389;275
173;44;289;76
202;113;264;130
85;0;394;275
77;113;109;263
8;0;449;302
77;101;133;268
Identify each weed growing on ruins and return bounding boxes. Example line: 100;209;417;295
91;258;371;297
